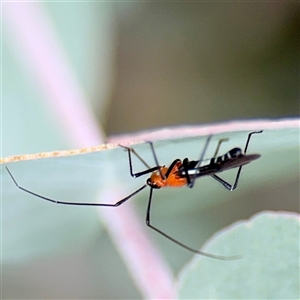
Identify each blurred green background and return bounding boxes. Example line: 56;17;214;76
2;2;299;299
3;2;299;157
105;3;299;135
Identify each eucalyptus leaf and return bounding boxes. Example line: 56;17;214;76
177;211;300;299
2;126;299;265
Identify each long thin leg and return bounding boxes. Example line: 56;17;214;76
6;166;147;206
188;135;213;188
120;145;151;169
145;187;240;260
213;138;229;158
243;130;263;153
182;158;192;186
120;145;159;178
122;142;181;181
148;141;166;180
182;138;229;186
211;130;263;191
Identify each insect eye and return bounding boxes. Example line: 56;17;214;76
147;178;161;189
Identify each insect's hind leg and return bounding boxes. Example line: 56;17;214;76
243;130;263;154
212;130;263;191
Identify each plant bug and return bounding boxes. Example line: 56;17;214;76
6;130;263;260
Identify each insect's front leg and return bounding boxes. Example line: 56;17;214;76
119;145;159;178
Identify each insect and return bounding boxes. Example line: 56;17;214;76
6;130;262;260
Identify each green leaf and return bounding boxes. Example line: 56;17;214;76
2;126;299;264
177;211;300;299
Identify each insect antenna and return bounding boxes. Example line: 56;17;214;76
6;166;147;206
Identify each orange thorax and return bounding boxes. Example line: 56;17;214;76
148;161;187;188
